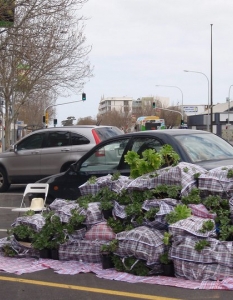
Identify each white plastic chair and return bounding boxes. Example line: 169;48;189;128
12;183;49;213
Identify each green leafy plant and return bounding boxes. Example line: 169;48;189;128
97;187;117;211
111;172;121;181
159;251;172;264
24;210;35;216
124;145;180;179
112;255;151;276
32;212;67;250
199;220;215;233
181;188;201;205
194;240;211;252
152;184;181;199
87;176;97;184
162;232;172;246
2;244;17;257
107;217;127;234
183;167;189;173
144;208;159;220
159;144;180;167
8;224;36;241
64;209;86;234
227;169;233;178
165;204;192;224
78;194;95;209
100;239;119;253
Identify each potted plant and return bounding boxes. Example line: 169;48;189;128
32;212;67;259
97;187;117;219
8;224;36;243
100;239;118;269
159;251;175;277
64;209;86;234
165;204;192;225
2;244;17;257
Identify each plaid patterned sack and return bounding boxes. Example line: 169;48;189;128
79;174;113;196
168;216;216;238
115;226;165;265
142;198;178;215
65;227;87;242
54;203;86;223
170;235;233;266
113;201;127;219
198;165;233;198
126;162;207;196
173;258;233;281
0;236;39;258
84;221;116;241
11;215;45;232
111;176;133;193
59;239;105;262
49;199;74;211
188;203;216;219
84;202;104;227
141;198;178;230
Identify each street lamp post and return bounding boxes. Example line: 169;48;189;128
155;85;184;119
226;85;233;142
184;70;210;131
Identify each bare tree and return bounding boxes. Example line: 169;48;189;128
0;0;92;148
97;110;131;132
76;116;97;125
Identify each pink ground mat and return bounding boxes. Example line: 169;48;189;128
0;254;233;290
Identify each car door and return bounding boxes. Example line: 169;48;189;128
40;130;71;176
6;132;45;178
47;135;165;200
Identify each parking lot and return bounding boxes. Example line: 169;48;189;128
0;185;232;300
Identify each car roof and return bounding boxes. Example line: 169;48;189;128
123;129;210;137
27;125;119;133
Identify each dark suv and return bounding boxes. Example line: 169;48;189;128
0;125;123;192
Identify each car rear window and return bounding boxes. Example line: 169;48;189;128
93;127;123;142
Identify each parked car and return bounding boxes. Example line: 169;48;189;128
0;125;123;192
35;129;233;204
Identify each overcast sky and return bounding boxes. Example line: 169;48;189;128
55;0;233;125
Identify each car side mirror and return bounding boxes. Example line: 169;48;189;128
9;144;16;152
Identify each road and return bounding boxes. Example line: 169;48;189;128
0;185;232;300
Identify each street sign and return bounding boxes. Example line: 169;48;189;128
183;106;198;113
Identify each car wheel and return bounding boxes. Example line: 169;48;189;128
0;167;11;192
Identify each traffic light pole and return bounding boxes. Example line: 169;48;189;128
43;97;86;128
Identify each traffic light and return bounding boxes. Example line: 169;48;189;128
42;115;45;123
82;92;86;101
180;119;184;125
53;119;57;126
152;102;156;108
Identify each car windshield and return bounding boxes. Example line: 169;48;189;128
174;133;233;162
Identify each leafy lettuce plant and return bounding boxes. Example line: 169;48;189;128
124;145;180;179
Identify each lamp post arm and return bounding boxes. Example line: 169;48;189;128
44;99;85;115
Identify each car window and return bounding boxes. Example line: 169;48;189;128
17;133;45;150
71;132;90;145
93;127;123;141
174;133;233;162
131;137;163;156
47;131;70;147
80;138;130;171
